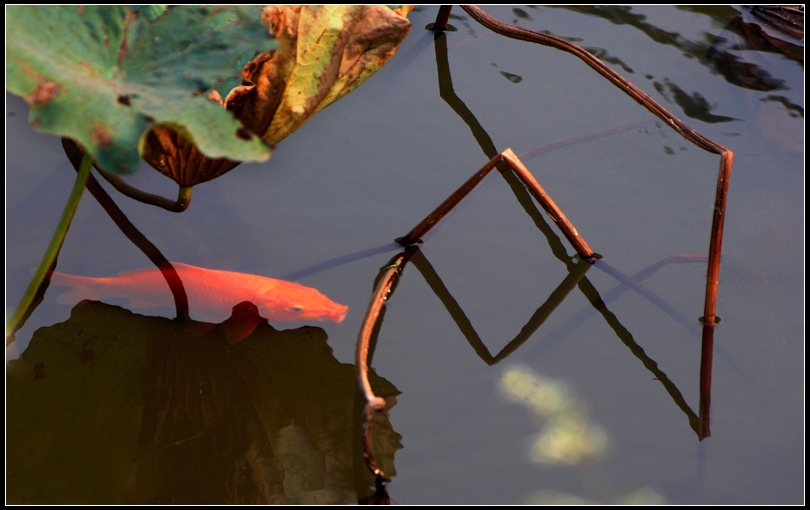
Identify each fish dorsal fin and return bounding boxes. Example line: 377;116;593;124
115;262;198;280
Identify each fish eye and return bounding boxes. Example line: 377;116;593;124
291;305;303;313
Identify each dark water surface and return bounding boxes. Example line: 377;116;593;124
6;6;803;504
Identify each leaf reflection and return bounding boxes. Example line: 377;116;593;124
7;301;399;504
553;5;799;93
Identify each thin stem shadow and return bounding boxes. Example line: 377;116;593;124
410;248;701;436
410;248;591;365
536;255;707;351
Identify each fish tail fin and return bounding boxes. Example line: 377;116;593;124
56;287;101;305
49;271;101;304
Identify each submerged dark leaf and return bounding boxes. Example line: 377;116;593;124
7;301;399;504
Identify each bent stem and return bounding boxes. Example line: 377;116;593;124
6;151;92;344
62;139;190;320
97;167;192;212
356;247;417;484
397;148;597;260
459;4;732;324
81;176;191;321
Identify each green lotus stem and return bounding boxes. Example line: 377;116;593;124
6;151;92;344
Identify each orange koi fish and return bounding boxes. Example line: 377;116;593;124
51;262;348;324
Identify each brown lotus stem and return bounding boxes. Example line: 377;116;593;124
357;484;392;505
432;5;453;31
85;175;191;321
751;6;804;40
702;151;733;325
62;139;190;321
459;4;732;324
396;154;501;246
501;149;596;259
459;6;729;155
356;247;417;483
397;149;597;260
97;167;192;212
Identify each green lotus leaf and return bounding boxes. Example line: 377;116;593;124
127;5;167;22
6;6;276;174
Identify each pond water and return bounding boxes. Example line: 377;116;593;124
6;6;804;505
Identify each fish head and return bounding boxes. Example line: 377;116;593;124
256;284;348;324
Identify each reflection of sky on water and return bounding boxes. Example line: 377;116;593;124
500;365;607;466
